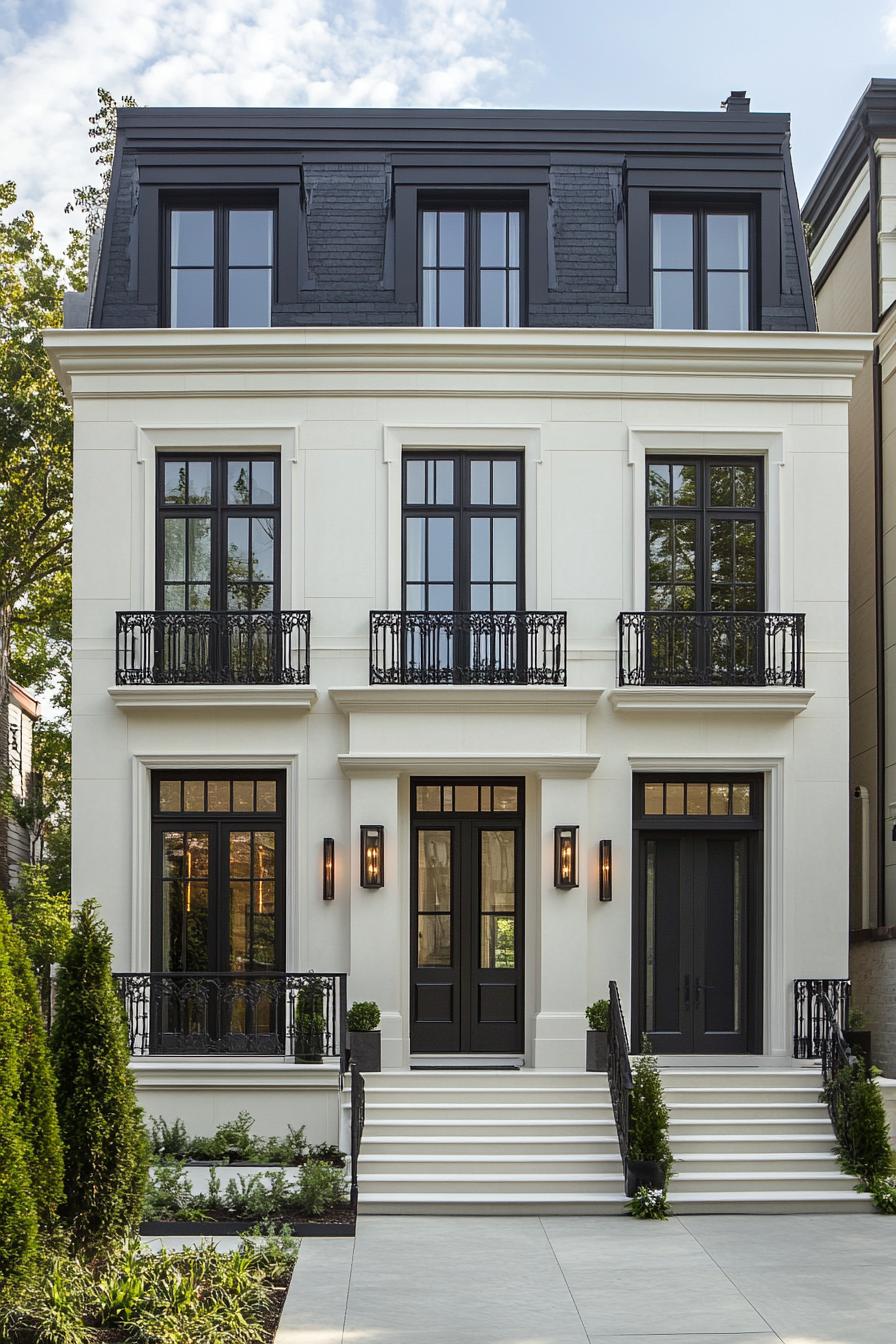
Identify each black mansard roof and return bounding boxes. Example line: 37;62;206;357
89;101;813;330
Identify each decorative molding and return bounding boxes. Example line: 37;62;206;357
338;751;600;779
109;685;318;711
808;161;870;283
329;686;603;714
608;686;813;716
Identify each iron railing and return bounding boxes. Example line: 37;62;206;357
349;1063;366;1216
793;978;851;1059
607;980;633;1166
112;972;347;1066
115;610;311;685
813;989;859;1153
369;609;567;685
617;611;805;688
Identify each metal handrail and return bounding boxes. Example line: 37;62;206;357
793;977;850;1059
617;610;805;688
116;609;312;685
607;980;633;1165
814;990;859;1156
349;1063;366;1216
369;609;567;685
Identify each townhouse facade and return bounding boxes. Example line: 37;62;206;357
46;94;874;1209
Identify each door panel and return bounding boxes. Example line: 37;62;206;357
644;836;693;1050
469;823;522;1052
694;835;748;1052
411;826;460;1053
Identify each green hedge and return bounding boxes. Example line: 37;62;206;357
0;905;38;1289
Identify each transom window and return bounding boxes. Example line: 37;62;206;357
414;783;520;814
166;203;274;328
158;455;279;613
652;206;753;330
420;206;523;327
641;780;753;818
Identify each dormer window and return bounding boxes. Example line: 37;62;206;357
419;205;523;328
652;207;754;330
166;203;274;328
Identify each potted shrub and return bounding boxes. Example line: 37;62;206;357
846;1008;872;1077
625;1037;672;1198
585;1000;609;1071
295;1011;326;1064
347;1000;381;1072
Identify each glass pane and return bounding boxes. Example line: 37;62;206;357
228;269;271;327
422;212;437;267
665;783;684;815
508;271;520;327
428;517;454;582
672;464;696;506
470;517;490;581
422;269;436;326
255;832;276;879
735;522;757;581
188;518;211;581
508;213;520;267
493;786;518;811
454;785;479;811
164;519;185;581
731;784;751;816
207;780;230;811
470;460;491;504
492;518;517;582
186;460;212;504
673;520;696;581
418;915;451;967
645;841;656;1031
481;915;515;969
416;785;441;812
162;831;185;879
230;879;250;967
252;461;275;505
405;459;425;506
707;214;748;270
229;831;251;880
227;518;250;592
707;271;749;331
163;584;185;611
438;269;464;326
481;832;515;911
163;461;187;504
492;459;516;505
710;465;734;507
405;517;425;584
711;521;734;584
436;460;454;504
644;783;664;815
480;212;506;266
648;465;671;507
734;465;757;508
648;521;672;583
171;210;213;266
491;583;516;610
159;781;182;812
188;584;211;611
229;210;273;266
439;212;465;267
252;517;275;580
228;461;252;503
710;783;730;815
183;780;205;811
481;787;492;810
233;780;254;812
686;783;709;815
418;830;451;913
653;213;693;268
654;270;694;329
480;270;506;327
170;268;213;327
256;780;277;811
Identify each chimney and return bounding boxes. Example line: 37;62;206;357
722;90;750;115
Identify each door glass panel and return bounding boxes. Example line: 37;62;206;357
417;830;452;966
183;780;205;811
227;461;252;504
731;783;751;815
665;783;684;815
480;830;516;969
645;840;656;1032
207;780;230;811
704;837;745;1033
161;831;209;973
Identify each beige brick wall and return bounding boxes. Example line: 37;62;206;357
850;935;896;1075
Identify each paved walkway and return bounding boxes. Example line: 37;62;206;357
274;1214;895;1344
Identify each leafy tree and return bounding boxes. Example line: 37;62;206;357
0;904;38;1289
51;900;148;1253
1;904;63;1226
66;88;137;240
4;863;70;1019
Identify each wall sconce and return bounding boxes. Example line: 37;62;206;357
554;825;579;889
360;825;384;889
322;837;335;901
599;839;612;902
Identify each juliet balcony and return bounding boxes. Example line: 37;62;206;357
115;610;312;685
368;610;567;685
617;611;806;687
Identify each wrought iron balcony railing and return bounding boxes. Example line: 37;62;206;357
793;977;850;1060
115;610;311;686
369;609;567;685
112;971;347;1065
617;611;805;688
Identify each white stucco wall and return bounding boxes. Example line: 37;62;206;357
47;326;869;1072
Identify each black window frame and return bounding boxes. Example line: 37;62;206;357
417;198;527;328
401;451;525;614
162;194;278;329
156;452;281;614
645;455;765;614
651;200;758;331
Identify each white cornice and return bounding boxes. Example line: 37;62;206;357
607;686;814;715
108;684;318;712
43;326;872;398
808;162;870;284
337;752;601;779
329;686;603;714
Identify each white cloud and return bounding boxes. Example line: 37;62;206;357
0;0;529;250
883;7;896;47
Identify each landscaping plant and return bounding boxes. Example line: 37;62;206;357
626;1185;671;1220
0;905;38;1291
869;1174;896;1215
148;1112;308;1165
585;1000;609;1031
628;1035;673;1190
346;1000;381;1032
143;1158;348;1223
51;899;149;1253
823;1059;893;1188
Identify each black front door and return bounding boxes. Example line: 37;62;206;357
634;775;762;1054
410;779;524;1054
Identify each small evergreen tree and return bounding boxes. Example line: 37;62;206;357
2;906;63;1227
836;1062;893;1186
628;1036;673;1187
0;905;38;1289
51;900;148;1253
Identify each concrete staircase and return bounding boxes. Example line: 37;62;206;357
355;1070;627;1214
661;1067;872;1213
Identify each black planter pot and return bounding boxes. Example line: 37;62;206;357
846;1029;873;1076
348;1029;381;1072
586;1030;608;1072
624;1157;665;1198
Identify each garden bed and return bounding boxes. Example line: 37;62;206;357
141;1211;355;1237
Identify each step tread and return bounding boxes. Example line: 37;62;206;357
358;1192;626;1204
359;1172;625;1184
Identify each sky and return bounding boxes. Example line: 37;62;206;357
1;0;895;251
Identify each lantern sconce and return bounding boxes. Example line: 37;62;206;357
599;839;612;902
554;825;579;889
322;837;335;901
360;825;384;889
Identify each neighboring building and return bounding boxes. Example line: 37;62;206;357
46;93;872;1211
803;78;896;1077
1;681;41;891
